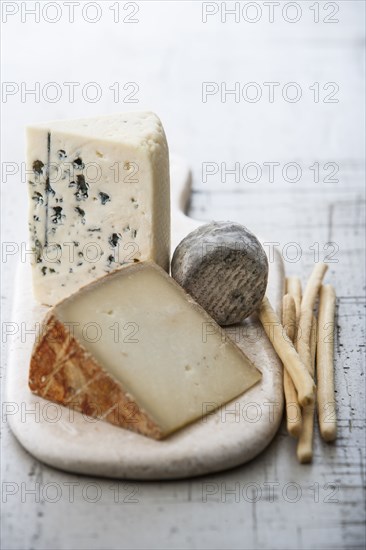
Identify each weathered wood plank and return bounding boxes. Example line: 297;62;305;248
1;1;365;549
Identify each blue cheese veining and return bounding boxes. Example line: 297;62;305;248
27;112;170;305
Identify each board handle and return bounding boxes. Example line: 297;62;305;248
170;155;204;252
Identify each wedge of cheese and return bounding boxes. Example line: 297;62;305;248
29;262;261;439
27;111;170;306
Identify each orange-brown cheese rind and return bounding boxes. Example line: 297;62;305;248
29;312;164;439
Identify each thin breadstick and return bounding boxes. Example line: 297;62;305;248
297;316;317;463
285;277;303;435
310;315;317;368
258;297;315;407
296;265;327;464
286;277;302;324
297;264;328;464
317;285;337;442
282;294;302;437
297;263;328;372
282;294;296;343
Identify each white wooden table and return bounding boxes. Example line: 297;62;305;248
1;2;365;548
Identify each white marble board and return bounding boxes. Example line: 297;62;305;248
6;156;285;480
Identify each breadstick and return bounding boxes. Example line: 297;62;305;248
286;277;302;324
282;294;302;437
297;316;317;463
282;294;296;343
297;263;328;372
258;297;315;407
296;265;327;463
317;285;337;442
285;277;303;435
310;315;317;367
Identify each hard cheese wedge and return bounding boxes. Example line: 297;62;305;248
29;262;261;439
27;111;170;306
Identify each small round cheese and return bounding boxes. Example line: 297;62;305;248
171;221;269;325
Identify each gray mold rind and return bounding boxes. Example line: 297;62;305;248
171;221;269;325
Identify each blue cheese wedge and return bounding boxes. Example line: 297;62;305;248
27;112;170;305
29;262;261;439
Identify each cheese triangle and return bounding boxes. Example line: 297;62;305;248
29;262;261;439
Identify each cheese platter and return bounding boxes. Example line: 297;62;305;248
6;137;286;478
